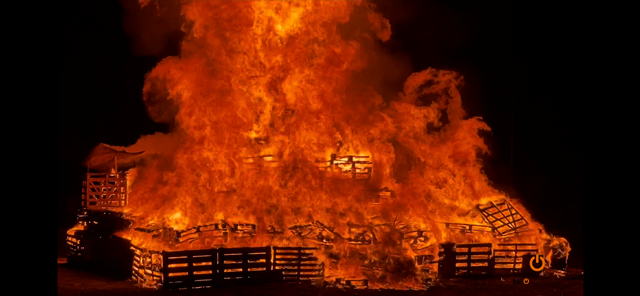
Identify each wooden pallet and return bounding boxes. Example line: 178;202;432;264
317;154;372;180
439;243;493;277
477;199;529;236
493;243;538;274
162;248;218;290
82;172;127;210
218;247;273;281
131;245;162;287
272;247;324;282
66;230;85;262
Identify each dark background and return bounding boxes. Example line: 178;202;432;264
57;0;582;268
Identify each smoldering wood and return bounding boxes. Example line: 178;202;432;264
333;278;369;288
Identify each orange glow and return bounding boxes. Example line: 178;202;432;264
105;0;562;289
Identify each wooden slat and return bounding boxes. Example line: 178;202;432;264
165;257;215;264
165;265;215;273
219;271;272;278
219;262;271;269
454;258;493;263
456;244;492;248
273;247;319;251
219;254;269;261
218;247;270;254
165;273;216;282
164;250;216;258
453;251;492;256
274;252;315;257
274;263;322;267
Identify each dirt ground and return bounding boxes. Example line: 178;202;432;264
57;260;583;296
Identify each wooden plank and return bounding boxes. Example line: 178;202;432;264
274;252;315;257
274;263;322;267
165;273;216;282
455;259;493;263
165;265;215;273
218;271;272;278
164;249;217;258
273;247;319;251
218;247;270;254
453;251;492;256
165;257;215;265
219;263;271;269
456;244;492;248
219;254;269;262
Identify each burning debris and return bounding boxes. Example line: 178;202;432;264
67;0;572;291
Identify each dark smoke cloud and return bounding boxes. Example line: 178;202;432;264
120;0;184;58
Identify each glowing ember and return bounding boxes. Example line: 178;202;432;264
96;0;568;289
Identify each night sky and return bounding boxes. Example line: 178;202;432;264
58;0;582;268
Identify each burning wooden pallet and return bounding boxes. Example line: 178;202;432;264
493;243;539;274
132;245;163;287
438;243;494;278
82;172;128;210
129;245;324;290
66;230;85;264
317;154;373;180
477;199;529;236
273;247;324;282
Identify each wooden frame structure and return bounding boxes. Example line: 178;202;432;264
476;199;529;236
82;172;128;210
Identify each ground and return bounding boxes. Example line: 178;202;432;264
57;260;584;296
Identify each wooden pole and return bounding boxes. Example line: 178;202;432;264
115;156;118;175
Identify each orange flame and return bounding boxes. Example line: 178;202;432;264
110;0;559;288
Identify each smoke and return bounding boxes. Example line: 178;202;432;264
120;0;184;58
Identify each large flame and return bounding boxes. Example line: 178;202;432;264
112;0;558;288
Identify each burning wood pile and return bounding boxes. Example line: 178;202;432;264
66;0;572;291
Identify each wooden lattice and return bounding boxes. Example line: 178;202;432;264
82;172;127;210
476;199;529;236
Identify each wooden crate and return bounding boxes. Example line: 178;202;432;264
493;243;538;274
273;247;324;282
82;172;127;210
